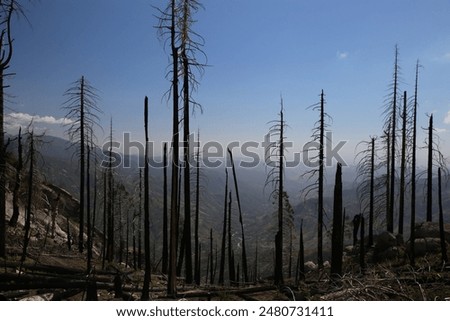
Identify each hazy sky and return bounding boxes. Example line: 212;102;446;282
6;0;450;166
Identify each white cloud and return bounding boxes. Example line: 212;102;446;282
444;111;450;125
6;112;73;126
337;51;348;60
435;127;447;133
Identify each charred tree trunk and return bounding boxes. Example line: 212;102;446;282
427;114;433;222
162;143;168;274
209;228;214;285
388;47;399;233
86;132;92;273
194;132;201;285
228;148;248;283
218;169;228;285
318;91;325;269
0;4;14;258
369;138;375;246
106;120;114;263
138;169;142;270
102;171;107;269
398;91;407;235
9;127;23;227
21;131;35;268
295;220;305;284
331;163;343;278
142;96;151;300
227;191;235;283
410;61;420;266
168;0;181;297
274;107;285;285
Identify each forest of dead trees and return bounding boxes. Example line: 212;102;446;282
1;0;450;301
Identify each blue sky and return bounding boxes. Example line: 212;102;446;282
5;0;450;166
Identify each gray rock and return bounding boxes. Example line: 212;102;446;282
415;222;450;243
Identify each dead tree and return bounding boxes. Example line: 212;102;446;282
0;0;20;258
218;168;228;285
383;46;401;233
302;90;331;269
265;99;287;285
157;0;181;297
194;131;201;285
410;61;420;266
398;91;407;235
228;148;249;283
62;76;101;253
141;97;151;300
9;127;23;227
331;163;343;278
162;143;168;274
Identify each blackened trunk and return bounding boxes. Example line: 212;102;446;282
79;76;85;253
227;191;235;283
168;0;180;297
399;91;407;235
427;114;433;222
410;62;419;266
9;127;23;227
228;148;248;283
318;90;325;268
21;132;34;268
142;96;151;300
369;138;375;246
194;133;201;285
162;143;168;274
388;47;399;233
218;169;228;285
331;163;343;278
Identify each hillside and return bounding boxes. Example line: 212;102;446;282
1;135;450;300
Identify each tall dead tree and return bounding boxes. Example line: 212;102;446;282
410;61;420;266
398;91;408;235
218;168;228;285
355;137;380;247
426;114;433;222
142;96;151;300
157;0;181;297
63;76;101;253
9;127;22;227
106;119;115;263
384;46;400;233
162;143;168;274
331;163;343;278
227;190;235;283
228;148;249;283
302;90;331;269
20;129;35;268
265;99;287;285
295;219;305;284
0;0;17;258
194;131;201;285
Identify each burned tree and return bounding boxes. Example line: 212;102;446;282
0;0;23;258
265;99;287;285
62;76;101;253
302;90;331;269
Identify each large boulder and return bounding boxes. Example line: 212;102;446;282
373;232;405;262
415;222;450;243
412;238;444;257
374;231;398;252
